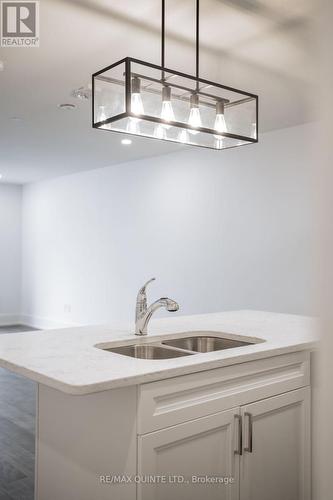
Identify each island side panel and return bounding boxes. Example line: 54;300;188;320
35;384;137;500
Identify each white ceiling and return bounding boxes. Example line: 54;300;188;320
0;0;316;184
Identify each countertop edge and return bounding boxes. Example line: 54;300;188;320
0;340;317;396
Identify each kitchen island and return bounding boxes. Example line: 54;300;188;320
0;310;317;500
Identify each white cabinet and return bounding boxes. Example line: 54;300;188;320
35;351;311;500
138;408;239;500
138;386;311;500
240;387;311;500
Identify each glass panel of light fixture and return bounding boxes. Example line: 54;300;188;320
129;61;257;140
93;61;126;127
100;117;251;150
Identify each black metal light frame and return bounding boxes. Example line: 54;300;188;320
92;0;258;150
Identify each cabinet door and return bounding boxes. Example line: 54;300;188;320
240;387;311;500
138;408;240;500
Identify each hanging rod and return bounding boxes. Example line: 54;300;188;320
161;0;200;89
196;0;200;83
161;0;165;71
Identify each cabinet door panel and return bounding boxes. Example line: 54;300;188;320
138;409;239;500
240;387;310;500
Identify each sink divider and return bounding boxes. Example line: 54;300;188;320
141;341;197;356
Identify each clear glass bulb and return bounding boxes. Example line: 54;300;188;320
178;129;189;144
126;117;140;135
131;93;144;116
161;100;175;123
214;113;227;136
154;124;167;140
188;107;202;129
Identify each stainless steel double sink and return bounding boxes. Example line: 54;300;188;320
99;331;261;360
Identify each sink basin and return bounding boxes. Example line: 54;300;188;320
105;344;193;359
162;336;252;352
98;331;261;359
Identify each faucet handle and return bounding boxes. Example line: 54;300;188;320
139;277;156;294
136;278;156;321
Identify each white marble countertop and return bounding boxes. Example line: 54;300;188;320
0;310;318;395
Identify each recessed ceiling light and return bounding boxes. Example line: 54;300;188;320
58;103;76;110
0;174;3;180
121;139;132;145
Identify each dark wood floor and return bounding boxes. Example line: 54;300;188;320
0;326;37;500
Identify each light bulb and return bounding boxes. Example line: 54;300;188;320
188;108;202;128
154;124;167;140
160;86;175;124
131;93;144;116
214;114;227;133
126;117;140;135
178;129;189;144
188;94;202;134
161;101;175;122
131;77;144;116
214;101;227;139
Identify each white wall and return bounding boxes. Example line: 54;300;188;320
21;123;316;329
0;184;22;324
314;1;333;498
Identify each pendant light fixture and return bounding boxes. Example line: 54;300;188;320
92;0;258;150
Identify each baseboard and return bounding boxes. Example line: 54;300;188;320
0;313;21;326
19;315;81;330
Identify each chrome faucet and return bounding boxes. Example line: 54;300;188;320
135;278;179;336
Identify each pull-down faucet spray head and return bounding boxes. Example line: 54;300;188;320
135;280;179;336
162;298;179;312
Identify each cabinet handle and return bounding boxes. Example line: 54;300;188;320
244;412;253;453
234;414;242;455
